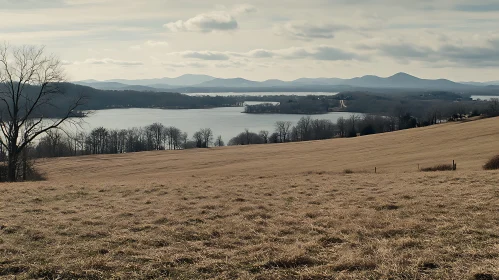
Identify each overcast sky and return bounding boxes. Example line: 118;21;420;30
1;0;498;81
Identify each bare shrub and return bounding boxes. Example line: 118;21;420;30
420;164;453;172
483;155;499;170
344;169;354;174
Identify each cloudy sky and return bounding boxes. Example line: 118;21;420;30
1;0;498;81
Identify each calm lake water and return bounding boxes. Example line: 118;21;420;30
187;92;339;97
75;107;356;142
471;95;499;101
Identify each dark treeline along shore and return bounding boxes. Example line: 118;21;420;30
244;91;492;117
4;83;496;118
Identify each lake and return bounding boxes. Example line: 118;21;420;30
74;107;356;143
187;92;339;97
471;95;499;101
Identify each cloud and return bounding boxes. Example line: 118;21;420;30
179;51;230;60
232;4;257;15
454;3;499;12
166;46;361;62
249;46;361;61
0;0;64;9
247;49;275;58
61;60;73;65
310;46;362;60
66;58;143;66
162;62;207;68
365;36;499;67
378;43;435;59
164;11;238;33
144;40;169;47
215;60;245;68
131;40;169;50
275;21;350;40
438;43;499;66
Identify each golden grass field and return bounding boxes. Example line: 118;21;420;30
1;117;498;279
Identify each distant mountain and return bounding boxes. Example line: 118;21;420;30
76;72;490;92
462;80;499;86
74;81;162;91
106;74;216;87
341;72;468;89
462;82;486;86
193;73;472;90
292;77;344;85
260;79;292;87
196;78;262;87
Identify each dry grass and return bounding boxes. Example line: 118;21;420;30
1;117;499;279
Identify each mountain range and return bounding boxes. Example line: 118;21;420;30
75;73;499;92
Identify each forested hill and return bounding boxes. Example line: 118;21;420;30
0;83;242;118
61;83;241;110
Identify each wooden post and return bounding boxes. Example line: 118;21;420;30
375;167;377;174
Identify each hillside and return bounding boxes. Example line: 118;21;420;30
1;118;498;279
39;117;498;183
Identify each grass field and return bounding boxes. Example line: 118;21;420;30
1;118;498;279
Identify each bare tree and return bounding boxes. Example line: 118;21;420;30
275;121;292;143
0;44;84;181
147;123;165;150
214;135;224;147
337;117;346;137
259;130;269;143
296;116;312;141
228;130;264;146
201;128;213;148
489;98;499;117
193;131;203;148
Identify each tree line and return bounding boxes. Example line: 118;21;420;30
31;124;212;158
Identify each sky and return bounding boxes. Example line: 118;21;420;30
1;0;498;82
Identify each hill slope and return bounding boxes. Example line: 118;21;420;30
1;117;498;279
39;117;498;183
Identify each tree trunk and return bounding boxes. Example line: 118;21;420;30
8;152;17;182
22;149;27;181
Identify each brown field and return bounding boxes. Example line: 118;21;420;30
1;117;499;279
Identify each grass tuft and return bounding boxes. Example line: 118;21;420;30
473;273;496;280
332;260;377;272
375;204;400;211
420;164;453;172
262;255;321;269
319;236;345;246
